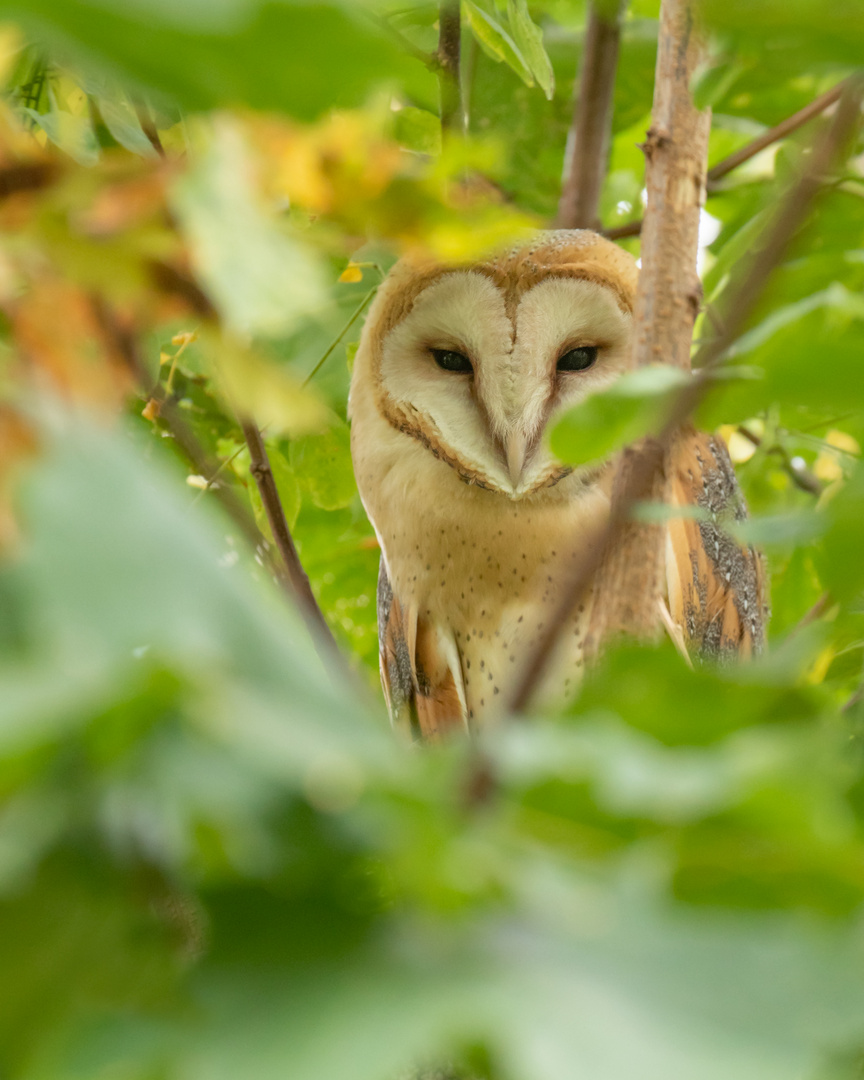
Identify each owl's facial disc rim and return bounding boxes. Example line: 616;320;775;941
371;261;633;500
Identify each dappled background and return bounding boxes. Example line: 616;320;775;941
0;1;863;1078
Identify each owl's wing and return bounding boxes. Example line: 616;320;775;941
377;559;469;740
664;427;767;659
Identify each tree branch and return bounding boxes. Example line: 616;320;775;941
582;0;710;657
507;55;863;715
438;0;464;133
602;219;643;240
91;295;345;667
706;79;848;187
91;296;272;559
600;78;851;241
240;419;340;656
556;1;623;230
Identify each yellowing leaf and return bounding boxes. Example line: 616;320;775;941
718;424;757;464
206;332;330;437
339;263;364;283
141;398;161;422
826;429;861;456
814;430;861;482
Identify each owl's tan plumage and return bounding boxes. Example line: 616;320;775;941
349;230;765;739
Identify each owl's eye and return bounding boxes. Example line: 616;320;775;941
431;348;473;374
557;345;598;372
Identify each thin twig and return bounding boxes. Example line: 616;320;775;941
600;78;851;242
706;79;848;187
556;1;622;230
90;296;335;649
90;296;269;556
240;418;340;656
161;401;265;554
303;287;377;387
190;440;248;506
438;0;464;133
602;219;643;240
508;75;863;715
737;424;824;497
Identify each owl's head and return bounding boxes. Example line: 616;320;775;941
350;230;638;501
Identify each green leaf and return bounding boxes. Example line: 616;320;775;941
290;424;357;512
691;56;751;111
698;289;864;427
393;106;442;156
819;459;864;602
0;856;181;1074
549;365;690;465
463;0;534;88
728;283;864;359
506;0;555;99
268;446;302;530
19;106;99;165
96;94;158;157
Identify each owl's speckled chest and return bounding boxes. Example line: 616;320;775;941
377;477;608;724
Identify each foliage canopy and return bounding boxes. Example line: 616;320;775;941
0;1;863;1078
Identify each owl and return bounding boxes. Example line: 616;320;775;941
348;230;766;739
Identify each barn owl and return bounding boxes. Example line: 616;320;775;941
349;230;765;739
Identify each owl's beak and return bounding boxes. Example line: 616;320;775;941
505;430;528;487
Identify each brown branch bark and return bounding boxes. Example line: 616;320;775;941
583;0;710;657
240;419;340;655
603;219;643;240
600;77;850;241
507;51;862;716
438;0;464;133
556;2;622;230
